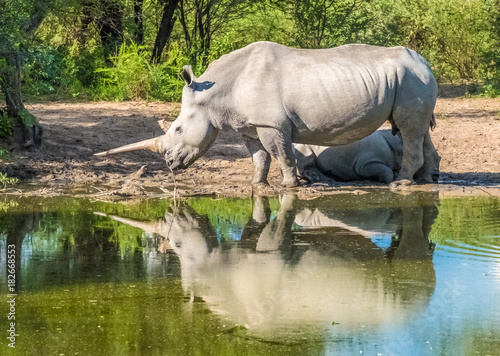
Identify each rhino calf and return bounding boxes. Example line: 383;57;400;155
293;130;440;184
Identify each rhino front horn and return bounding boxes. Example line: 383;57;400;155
94;137;161;157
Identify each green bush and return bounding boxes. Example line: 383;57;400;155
13;0;500;100
22;45;64;96
480;82;500;98
0;172;18;189
150;42;191;102
347;0;499;86
58;48;106;99
95;42;189;101
95;42;150;100
0;111;14;137
22;44;104;100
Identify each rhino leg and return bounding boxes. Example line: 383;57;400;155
391;135;424;187
358;162;394;183
414;131;440;183
256;126;298;187
302;165;337;185
244;135;271;185
391;108;432;187
293;144;335;184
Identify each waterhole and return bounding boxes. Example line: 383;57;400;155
1;190;499;355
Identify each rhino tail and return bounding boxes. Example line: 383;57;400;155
430;113;436;131
388;115;399;136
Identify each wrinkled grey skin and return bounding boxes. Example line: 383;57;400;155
293;129;440;184
96;42;439;187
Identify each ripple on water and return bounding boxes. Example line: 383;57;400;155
438;241;500;262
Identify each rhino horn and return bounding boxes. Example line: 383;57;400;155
94;136;161;157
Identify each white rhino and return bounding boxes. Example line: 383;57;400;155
293;129;440;184
95;41;439;187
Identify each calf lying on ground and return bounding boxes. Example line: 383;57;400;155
293;129;440;184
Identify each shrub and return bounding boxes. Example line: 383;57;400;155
22;45;64;96
149;42;191;102
95;41;190;101
0;172;18;189
0;110;14;137
95;42;150;100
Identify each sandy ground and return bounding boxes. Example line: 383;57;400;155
1;94;499;198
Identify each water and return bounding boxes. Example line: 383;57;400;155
0;191;499;355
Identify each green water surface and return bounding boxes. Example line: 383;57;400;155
0;191;499;355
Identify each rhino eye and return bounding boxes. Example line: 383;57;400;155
175;126;183;135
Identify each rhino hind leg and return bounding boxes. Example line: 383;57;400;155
244;135;271;185
391;134;425;186
414;131;441;183
256;126;298;187
390;98;436;187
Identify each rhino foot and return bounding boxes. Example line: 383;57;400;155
389;179;413;189
251;180;269;188
281;178;300;188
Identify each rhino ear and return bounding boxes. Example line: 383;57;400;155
182;65;196;86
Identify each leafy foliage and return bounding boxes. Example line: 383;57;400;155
0;110;15;137
280;0;369;48
0;172;18;188
18;107;39;126
95;41;189;101
429;196;500;245
1;0;500;104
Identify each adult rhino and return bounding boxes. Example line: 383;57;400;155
293;129;440;184
95;41;439;187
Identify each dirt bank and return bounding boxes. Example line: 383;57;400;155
1;96;499;198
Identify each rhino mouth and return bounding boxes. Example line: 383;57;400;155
165;147;199;170
166;159;187;170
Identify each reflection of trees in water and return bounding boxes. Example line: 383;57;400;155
1;212;42;292
0;206;193;290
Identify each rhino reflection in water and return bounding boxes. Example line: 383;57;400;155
98;192;438;339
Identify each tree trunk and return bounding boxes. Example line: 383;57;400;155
0;52;43;150
2;53;24;118
0;0;50;151
134;0;144;45
151;0;181;63
179;0;191;47
98;0;124;59
202;13;211;65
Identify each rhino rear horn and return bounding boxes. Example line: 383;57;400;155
94;137;160;157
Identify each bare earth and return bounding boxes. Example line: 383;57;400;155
2;94;499;198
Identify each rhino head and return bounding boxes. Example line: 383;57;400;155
94;66;219;170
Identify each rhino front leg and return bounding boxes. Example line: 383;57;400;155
293;144;336;185
302;165;338;185
256;126;298;187
244;135;271;185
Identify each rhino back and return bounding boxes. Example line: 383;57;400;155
200;42;435;146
